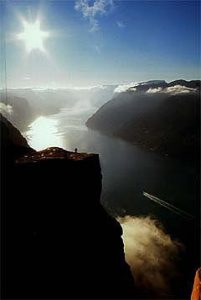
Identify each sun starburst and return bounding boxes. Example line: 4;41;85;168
17;19;50;53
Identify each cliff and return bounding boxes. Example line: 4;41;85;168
86;80;200;159
1;116;135;299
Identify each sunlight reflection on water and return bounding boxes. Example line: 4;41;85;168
25;116;64;151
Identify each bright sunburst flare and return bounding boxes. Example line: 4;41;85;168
17;19;50;53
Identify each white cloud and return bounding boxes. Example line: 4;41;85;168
114;82;138;93
69;84;106;90
119;216;182;296
0;102;13;116
75;0;113;32
147;85;196;95
117;21;125;28
165;85;196;95
147;87;163;94
31;85;107;91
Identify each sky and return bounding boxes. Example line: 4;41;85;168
0;0;200;88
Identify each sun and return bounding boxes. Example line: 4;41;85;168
17;19;50;53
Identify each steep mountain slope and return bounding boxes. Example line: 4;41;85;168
86;80;200;158
0;113;34;160
0;94;36;131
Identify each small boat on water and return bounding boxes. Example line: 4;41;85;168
143;191;194;220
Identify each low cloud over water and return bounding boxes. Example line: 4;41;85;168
119;216;183;297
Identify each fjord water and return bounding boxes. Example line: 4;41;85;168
25;103;198;222
25;100;199;296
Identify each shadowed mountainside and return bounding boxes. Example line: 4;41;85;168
0;113;35;160
0;94;36;131
86;80;200;159
0;115;135;299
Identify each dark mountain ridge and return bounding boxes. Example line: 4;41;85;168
126;79;201;92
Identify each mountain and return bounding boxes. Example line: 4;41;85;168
0;113;35;160
1;116;135;299
86;80;200;158
0;93;36;131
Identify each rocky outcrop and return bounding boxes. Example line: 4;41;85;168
1;117;135;299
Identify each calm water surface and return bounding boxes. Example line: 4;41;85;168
24;104;198;242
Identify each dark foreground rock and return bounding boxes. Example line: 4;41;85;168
1;116;135;299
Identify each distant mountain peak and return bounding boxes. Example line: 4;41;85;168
138;80;167;86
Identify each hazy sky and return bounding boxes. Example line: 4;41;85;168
1;0;200;88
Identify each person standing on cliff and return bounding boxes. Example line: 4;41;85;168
74;148;78;153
